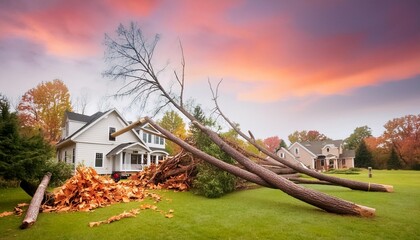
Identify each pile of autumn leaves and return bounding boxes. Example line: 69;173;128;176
1;164;189;226
37;166;178;226
43;167;153;212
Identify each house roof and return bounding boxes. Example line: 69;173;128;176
106;142;150;157
341;149;355;158
58;111;108;145
300;140;343;155
57;109;145;148
66;111;101;123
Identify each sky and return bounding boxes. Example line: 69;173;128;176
1;0;420;143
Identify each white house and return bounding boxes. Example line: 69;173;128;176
277;140;355;171
56;109;168;175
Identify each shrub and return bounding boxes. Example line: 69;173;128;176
193;162;236;198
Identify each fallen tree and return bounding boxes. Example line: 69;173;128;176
105;22;382;216
21;172;52;229
209;81;393;192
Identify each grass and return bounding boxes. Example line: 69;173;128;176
1;170;419;240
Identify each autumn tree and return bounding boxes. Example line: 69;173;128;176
263;136;281;153
387;147;401;170
17;79;72;143
355;140;373;168
364;136;388;169
344;126;372;150
0;94;72;192
158;110;186;155
288;130;329;144
382;114;420;169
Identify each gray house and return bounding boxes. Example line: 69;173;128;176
277;140;355;171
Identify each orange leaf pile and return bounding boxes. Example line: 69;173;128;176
42;167;150;212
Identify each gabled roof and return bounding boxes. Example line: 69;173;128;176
58;111;108;144
106;142;150;157
66;111;101;123
288;142;317;158
135;122;161;135
57;109;144;148
299;140;343;155
341;149;355;158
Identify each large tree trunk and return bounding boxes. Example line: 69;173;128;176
20;173;52;229
214;102;393;193
145;117;375;217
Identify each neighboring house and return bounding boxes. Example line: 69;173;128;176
277;140;355;171
56;109;168;175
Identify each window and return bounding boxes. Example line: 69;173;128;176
295;148;299;155
131;154;141;164
143;132;147;142
280;152;285;158
148;133;152;143
154;135;159;144
160;137;164;145
95;153;103;167
72;148;75;164
64;151;68;163
326;147;330;153
109;127;116;141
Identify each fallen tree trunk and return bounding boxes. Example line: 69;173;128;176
145;117;375;217
212;95;393;193
21;172;52;229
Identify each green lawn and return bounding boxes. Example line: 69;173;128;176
1;170;419;240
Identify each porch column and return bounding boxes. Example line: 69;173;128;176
119;153;123;171
334;159;338;169
147;153;151;166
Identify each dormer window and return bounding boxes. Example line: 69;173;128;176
109;127;116;141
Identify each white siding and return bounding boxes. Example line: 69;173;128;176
75;112;140;144
71;111;144;174
67;120;85;137
76;142;115;174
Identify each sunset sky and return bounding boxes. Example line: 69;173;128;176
1;0;419;142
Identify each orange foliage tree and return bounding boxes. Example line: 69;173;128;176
288;130;329;144
382;114;420;169
17;79;72;143
263;136;281;153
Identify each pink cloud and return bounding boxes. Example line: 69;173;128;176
0;0;158;58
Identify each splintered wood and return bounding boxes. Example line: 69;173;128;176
130;151;196;191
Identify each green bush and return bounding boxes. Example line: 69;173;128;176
41;159;73;187
193;162;236;198
326;168;361;174
0;176;19;188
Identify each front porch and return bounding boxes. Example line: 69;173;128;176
107;142;169;173
314;155;347;171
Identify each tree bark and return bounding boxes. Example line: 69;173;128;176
213;99;393;193
20;172;52;229
145;117;375;217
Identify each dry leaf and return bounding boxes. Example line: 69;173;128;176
0;211;14;218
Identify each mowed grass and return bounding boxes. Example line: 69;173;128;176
1;170;419;240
